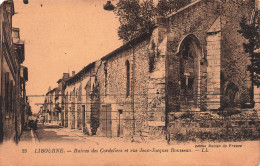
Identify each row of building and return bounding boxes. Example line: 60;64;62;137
41;0;260;140
0;0;30;143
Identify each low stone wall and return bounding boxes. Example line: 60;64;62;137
147;126;166;139
167;110;260;142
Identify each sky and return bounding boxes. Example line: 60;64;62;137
12;0;122;112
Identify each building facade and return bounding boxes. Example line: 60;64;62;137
45;87;56;124
19;65;28;135
64;62;100;134
0;0;29;143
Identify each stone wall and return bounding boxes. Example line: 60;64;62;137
165;0;255;113
76;84;82;129
163;0;257;141
59;0;257;142
93;30;169;139
167;110;260;142
146;28;167;138
220;1;254;107
206;17;221;110
64;66;97;134
255;86;260;110
89;29;167;139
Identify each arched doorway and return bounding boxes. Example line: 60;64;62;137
178;35;202;110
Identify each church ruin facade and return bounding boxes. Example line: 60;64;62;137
42;0;260;141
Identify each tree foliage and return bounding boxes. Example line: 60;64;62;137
157;0;192;16
238;11;260;87
114;0;192;42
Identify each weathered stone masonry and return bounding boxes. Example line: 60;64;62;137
164;0;256;113
98;35;152;138
163;0;259;141
53;0;260;141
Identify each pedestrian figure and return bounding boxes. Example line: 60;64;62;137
28;120;34;130
34;119;38;130
25;121;28;130
43;116;45;125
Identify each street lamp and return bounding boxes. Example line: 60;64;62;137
103;1;115;11
23;0;28;4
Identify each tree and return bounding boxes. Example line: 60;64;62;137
157;0;192;16
114;0;155;42
114;0;192;42
238;11;260;87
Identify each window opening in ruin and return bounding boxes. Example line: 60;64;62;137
126;60;130;97
179;35;202;108
181;43;195;101
66;92;68;106
188;77;194;90
104;62;108;95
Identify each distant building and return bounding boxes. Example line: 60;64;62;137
45;87;57;124
20;65;28;132
64;62;99;134
42;96;49;123
42;73;71;125
56;73;70;126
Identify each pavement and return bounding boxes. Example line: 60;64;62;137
7;123;260;166
20;127;39;143
20;123;135;145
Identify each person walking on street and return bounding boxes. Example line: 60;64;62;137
34;119;38;130
43;116;45;125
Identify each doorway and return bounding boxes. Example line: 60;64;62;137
100;104;112;137
82;105;86;131
117;109;123;137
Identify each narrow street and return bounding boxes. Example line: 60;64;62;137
19;123;139;146
20;123;98;144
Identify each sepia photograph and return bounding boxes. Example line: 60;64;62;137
0;0;259;165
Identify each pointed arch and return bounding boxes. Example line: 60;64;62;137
178;34;203;109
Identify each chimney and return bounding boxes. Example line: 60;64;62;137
63;73;69;79
72;71;75;76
